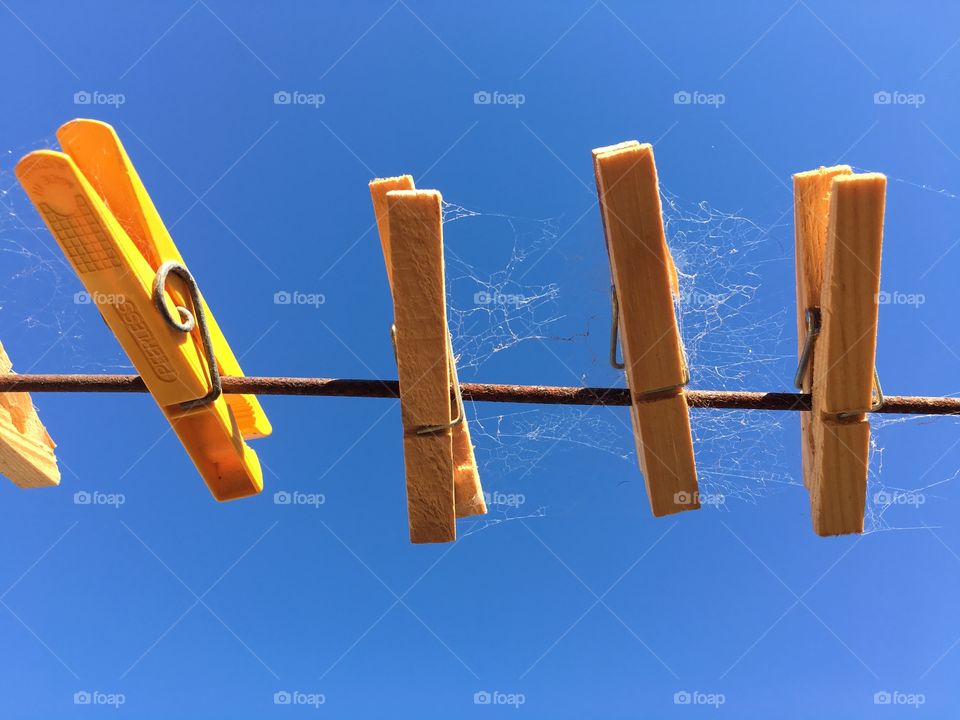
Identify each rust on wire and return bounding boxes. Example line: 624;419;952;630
1;373;960;415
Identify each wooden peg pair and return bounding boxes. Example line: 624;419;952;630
794;166;886;536
370;177;485;544
593;141;699;517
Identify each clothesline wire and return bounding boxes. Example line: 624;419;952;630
2;374;960;415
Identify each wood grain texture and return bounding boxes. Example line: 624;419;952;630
810;172;885;536
371;177;485;520
593;141;698;516
387;190;457;543
0;341;60;488
793;165;852;490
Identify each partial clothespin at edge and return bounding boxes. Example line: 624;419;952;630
593;141;699;517
794;166;886;536
369;178;486;543
0;340;60;488
16;119;271;500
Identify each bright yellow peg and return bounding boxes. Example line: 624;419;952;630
16;120;269;500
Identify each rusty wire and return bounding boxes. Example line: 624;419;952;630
1;373;959;415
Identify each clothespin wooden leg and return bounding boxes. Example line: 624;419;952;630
805;172;886;536
385;189;458;543
370;177;486;521
593;141;699;516
794;166;853;490
0;341;60;488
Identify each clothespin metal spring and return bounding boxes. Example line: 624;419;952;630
152;261;222;412
609;285;690;402
390;324;465;436
793;307;822;390
793;305;884;418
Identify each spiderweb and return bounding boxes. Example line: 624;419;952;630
440;191;799;535
0;144;130;374
665;191;797;507
440;180;957;536
443;203;564;373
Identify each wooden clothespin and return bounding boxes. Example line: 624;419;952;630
794;167;886;535
0;341;60;488
794;166;852;493
593;141;699;516
370;176;486;531
16;119;271;501
368;184;482;543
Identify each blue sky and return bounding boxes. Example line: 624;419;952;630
2;1;960;717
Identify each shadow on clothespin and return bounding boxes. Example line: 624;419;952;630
794;166;886;536
368;181;485;543
593;141;699;517
0;341;60;488
16;119;270;501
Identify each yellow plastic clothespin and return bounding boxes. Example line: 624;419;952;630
593;141;699;517
0;340;60;488
16;119;271;500
794;167;886;535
